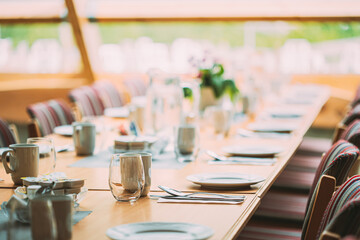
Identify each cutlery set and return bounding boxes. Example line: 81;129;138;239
205;150;276;165
237;128;291;139
154;185;246;203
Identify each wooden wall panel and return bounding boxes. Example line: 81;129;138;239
0;88;73;123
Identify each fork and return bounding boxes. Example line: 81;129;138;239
158;185;245;200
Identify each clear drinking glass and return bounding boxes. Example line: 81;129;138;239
174;124;200;162
203;106;233;139
109;153;145;202
27;137;56;175
30;198;57;240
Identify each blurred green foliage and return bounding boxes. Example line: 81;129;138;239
1;21;360;48
199;63;239;100
0;23;60;46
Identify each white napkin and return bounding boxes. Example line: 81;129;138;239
208;157;276;165
157;198;243;204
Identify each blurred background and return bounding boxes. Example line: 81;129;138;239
0;0;359;140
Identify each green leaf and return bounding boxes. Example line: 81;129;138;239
183;87;193;99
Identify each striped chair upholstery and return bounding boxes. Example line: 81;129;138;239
317;175;360;239
342;104;360;127
92;81;125;108
255;140;359;222
27;99;75;136
238;142;359;240
340;119;360;148
350;85;360;107
68;86;105;117
308;140;359;203
123;78;147;97
301;141;359;239
0;118;16;147
238;176;360;240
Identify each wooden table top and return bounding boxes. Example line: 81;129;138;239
0;84;330;239
0;188;258;240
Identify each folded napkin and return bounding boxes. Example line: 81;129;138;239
156;195;245;204
208;157;276;166
157;198;243;204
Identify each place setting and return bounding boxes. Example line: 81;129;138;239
204;141;284;166
0;141;90;240
246;121;299;133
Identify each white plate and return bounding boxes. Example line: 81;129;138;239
222;144;283;157
104;107;129;118
53;125;73;137
53;124;108;137
115;135;158;144
186;172;265;189
247;122;298;133
106;222;213;240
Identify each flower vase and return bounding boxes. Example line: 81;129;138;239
199;87;219;111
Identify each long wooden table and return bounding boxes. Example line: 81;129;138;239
0;84;329;239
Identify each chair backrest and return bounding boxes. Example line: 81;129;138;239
123;78;147;98
338;120;360;177
318;175;360;239
308;140;359;200
92;81;125;108
301;140;359;240
350;85;360;108
0;118;17;147
342;104;360;127
340;120;360;148
27;99;75;136
68;86;105;117
302;175;336;240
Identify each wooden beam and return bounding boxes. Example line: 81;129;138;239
87;0;360;22
0;77;87;91
0;73;83;81
65;0;95;83
0;0;65;24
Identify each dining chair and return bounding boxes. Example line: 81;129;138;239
123;77;147;98
237;175;336;240
68;85;105;117
350;85;360;108
338;119;360;176
254;140;359;222
341;104;360;127
273;116;359;191
238;144;359;240
238;175;360;240
0;118;17;147
317;175;360;240
92;80;126;108
26;99;75;137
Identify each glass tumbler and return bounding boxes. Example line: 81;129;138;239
27;137;56;175
174;125;200;162
109;153;145;202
